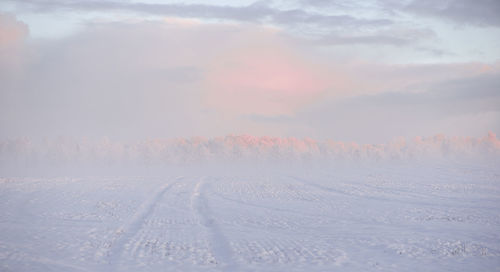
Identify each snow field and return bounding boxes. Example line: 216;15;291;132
0;163;499;271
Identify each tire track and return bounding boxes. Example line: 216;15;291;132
103;176;183;269
288;176;472;209
191;177;237;271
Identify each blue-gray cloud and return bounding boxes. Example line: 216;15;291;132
302;0;500;27
289;73;500;142
4;0;454;48
10;0;392;28
316;27;435;46
403;0;500;27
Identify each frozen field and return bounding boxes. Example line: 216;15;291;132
1;163;500;271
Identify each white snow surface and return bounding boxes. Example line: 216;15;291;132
1;161;500;271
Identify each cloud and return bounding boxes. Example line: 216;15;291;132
205;37;329;115
10;0;392;28
0;12;28;48
1;13;498;143
0;15;333;139
0;13;29;74
317;27;435;46
351;73;500;111
403;0;500;27
5;0;450;49
303;0;500;28
291;71;500;142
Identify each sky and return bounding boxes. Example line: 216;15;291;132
0;0;499;143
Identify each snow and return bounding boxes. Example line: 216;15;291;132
1;161;499;271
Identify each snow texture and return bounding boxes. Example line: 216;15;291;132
0;134;499;271
1;164;500;271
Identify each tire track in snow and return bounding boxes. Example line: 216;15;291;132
191;177;237;271
103;176;183;269
288;176;468;208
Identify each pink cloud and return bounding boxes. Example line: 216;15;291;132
0;13;29;74
204;30;329;116
0;13;28;48
1;16;498;141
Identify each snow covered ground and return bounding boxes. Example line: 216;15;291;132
1;162;499;271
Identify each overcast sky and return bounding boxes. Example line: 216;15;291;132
1;0;499;143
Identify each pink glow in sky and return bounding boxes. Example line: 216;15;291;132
207;40;329;115
0;1;499;143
